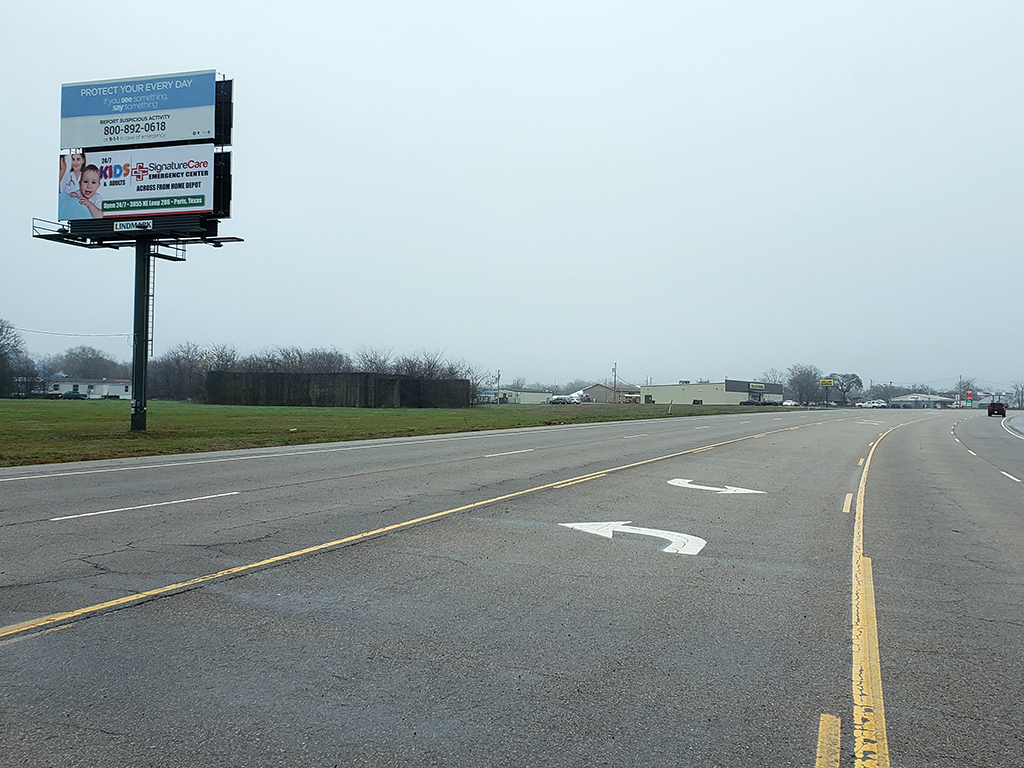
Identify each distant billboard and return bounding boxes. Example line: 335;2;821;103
58;144;215;220
61;70;216;149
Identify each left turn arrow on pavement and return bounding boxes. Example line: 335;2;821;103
560;521;707;555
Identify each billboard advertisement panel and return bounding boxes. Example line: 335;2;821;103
58;144;215;220
60;70;216;149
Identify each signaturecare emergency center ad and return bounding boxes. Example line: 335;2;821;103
58;144;215;220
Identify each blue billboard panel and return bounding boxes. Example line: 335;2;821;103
61;70;216;149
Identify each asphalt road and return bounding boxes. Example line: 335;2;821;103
1;408;1021;767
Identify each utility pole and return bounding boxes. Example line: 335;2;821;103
612;362;618;404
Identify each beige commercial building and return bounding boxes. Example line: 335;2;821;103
640;379;783;406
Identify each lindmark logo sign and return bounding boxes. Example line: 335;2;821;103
114;220;153;232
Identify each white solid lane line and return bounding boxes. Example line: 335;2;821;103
484;449;535;458
1001;418;1024;441
51;492;241;521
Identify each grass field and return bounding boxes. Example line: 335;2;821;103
0;399;762;467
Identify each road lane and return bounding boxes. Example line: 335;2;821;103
2;408;870;766
863;413;1024;767
2;411;857;628
3;408;1018;766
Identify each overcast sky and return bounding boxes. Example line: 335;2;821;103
3;2;1021;392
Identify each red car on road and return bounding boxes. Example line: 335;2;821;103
988;402;1006;417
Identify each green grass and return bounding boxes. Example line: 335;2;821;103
0;399;758;467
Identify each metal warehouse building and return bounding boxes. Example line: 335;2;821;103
640;379;783;406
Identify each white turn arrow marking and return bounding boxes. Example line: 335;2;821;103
667;478;765;495
560;521;707;555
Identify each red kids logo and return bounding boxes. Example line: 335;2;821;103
131;163;149;181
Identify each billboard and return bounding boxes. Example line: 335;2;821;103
58;144;215;220
61;70;216;149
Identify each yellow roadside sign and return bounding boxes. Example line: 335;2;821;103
820;379;834;387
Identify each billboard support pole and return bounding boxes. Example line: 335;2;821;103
130;237;152;431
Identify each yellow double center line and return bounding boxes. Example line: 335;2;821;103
7;415;908;764
819;423;905;767
850;426;899;768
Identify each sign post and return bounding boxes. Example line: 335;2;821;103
820;378;834;409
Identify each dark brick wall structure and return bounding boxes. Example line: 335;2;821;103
206;371;471;408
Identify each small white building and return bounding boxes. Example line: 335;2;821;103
888;393;954;409
478;388;553;404
47;379;132;400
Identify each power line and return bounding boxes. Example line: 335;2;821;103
15;326;130;341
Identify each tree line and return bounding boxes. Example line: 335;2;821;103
147;342;487;402
4;319;1024;407
761;364;1024;407
0;321;487;402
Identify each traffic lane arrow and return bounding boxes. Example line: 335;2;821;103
667;478;766;494
560;521;707;555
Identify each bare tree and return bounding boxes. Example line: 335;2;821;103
236;349;285;373
760;367;786;385
46;345;127;380
829;373;863;405
0;319;23;359
0;320;26;397
273;346;308;373
787;363;825;406
864;381;905;404
304;347;353;373
8;351;39;397
393;349;446;378
1012;381;1024;410
462;363;488;402
208;343;240;372
149;341;210;401
355;346;394;374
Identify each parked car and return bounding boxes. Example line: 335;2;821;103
549;395;580;405
988;402;1006;417
857;400;888;408
782;400;800;407
62;391;88;400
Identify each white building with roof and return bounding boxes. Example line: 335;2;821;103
888;392;954;409
47;379;132;399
